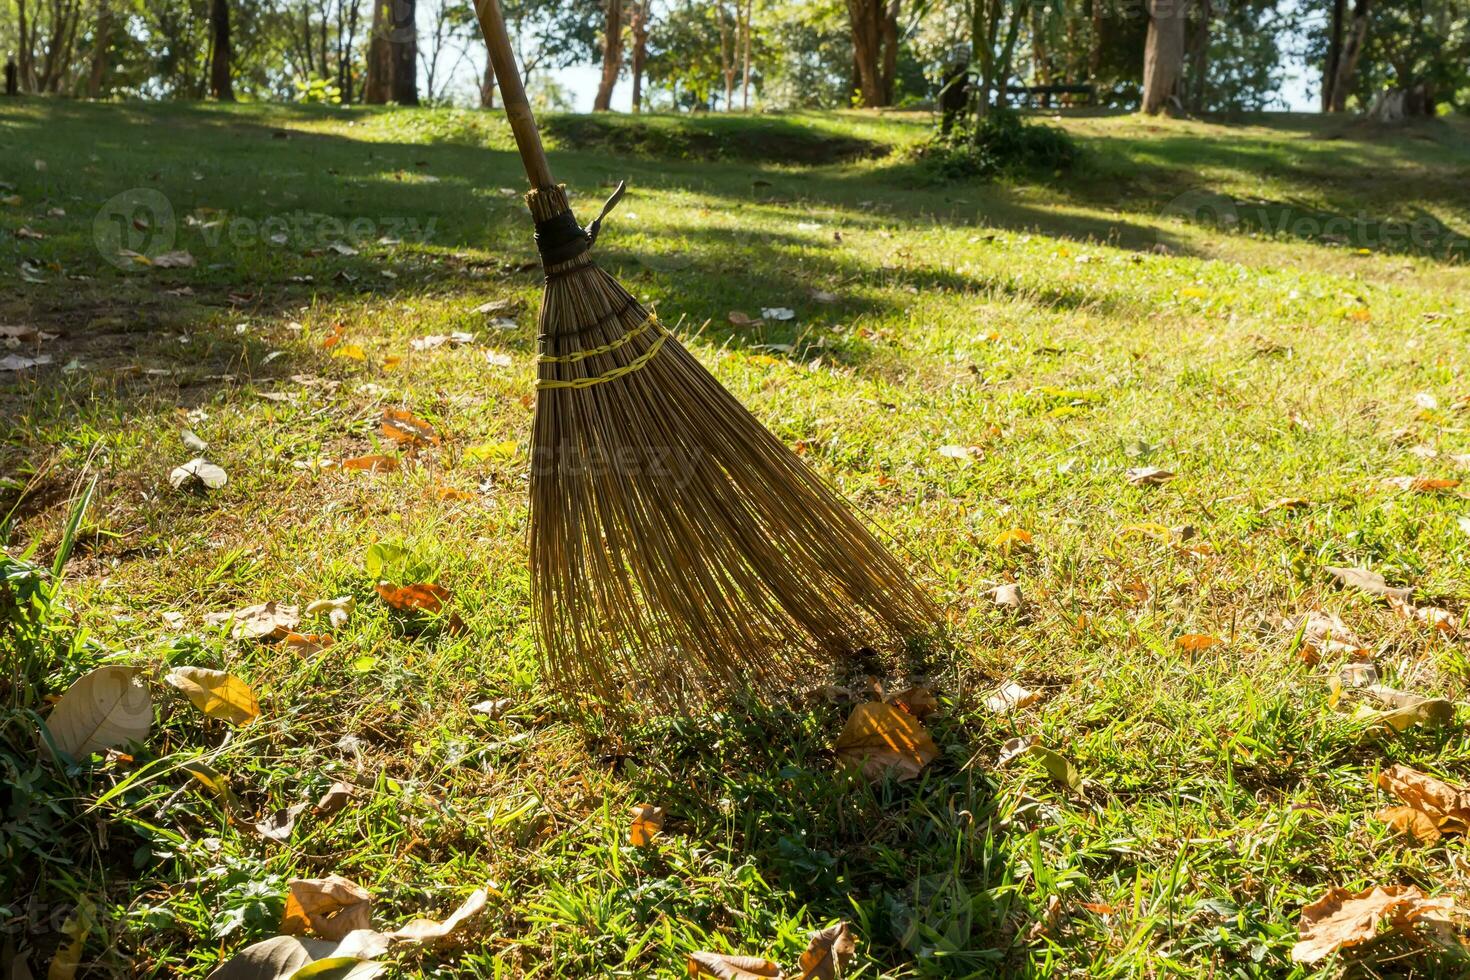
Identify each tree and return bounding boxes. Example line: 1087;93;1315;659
389;0;417;104
1141;0;1189;113
1322;0;1369;111
592;0;622;109
970;0;1030;118
846;0;898;106
628;0;650;109
209;0;233;99
365;0;391;101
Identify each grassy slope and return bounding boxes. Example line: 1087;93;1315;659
2;101;1470;977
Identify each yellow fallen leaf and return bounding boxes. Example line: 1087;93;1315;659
333;344;367;361
992;528;1032;554
164;667;261;725
629;804;665;847
1291;885;1453;964
834;702;938;782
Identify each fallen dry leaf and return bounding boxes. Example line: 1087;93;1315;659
43;665;152;758
1325;565;1412;602
1290;610;1371;663
316;780;356;815
164;667;261;725
342;455;399;473
984;681;1037;715
1263;496;1311;513
280;632;334;655
1388;596;1459;634
387;888;488;943
687;952;781;979
629;804;665;847
1358;685;1454;732
885;686;937;719
992;528;1032;554
375;582;450;613
834;701;938;782
1125;466;1175;486
204;601;300;640
169;458;228;491
1382;476;1461;493
1376;763;1470;844
254;802;308;842
305;596;356;628
282;875;373;942
937;444;977;462
1175;634;1222;653
992;583;1024;611
381;408;440;447
996;736;1081;791
151;250;196;268
1291;884;1454;964
798;922;855;980
727;311;765;328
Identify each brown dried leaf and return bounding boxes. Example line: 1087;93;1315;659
834;702;938;782
1362;685;1454;731
254;802;308;842
1125;466;1175;486
885;686;938;719
43;666;151;758
629;804;665;847
1377;763;1470;842
381;408;440;447
280;632;334;655
797;921;855;980
1291;885;1454;964
316;780;356;815
375;582;450;613
1290;611;1371;662
282;875;373;941
1325;566;1412;602
204;601;300;640
687;952;782;979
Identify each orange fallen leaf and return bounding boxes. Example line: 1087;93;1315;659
1175;634;1222;653
321;323;346;349
885;685;938;719
629;804;664;847
992;528;1033;554
381;408;440;447
1291;884;1453;964
436;486;475;501
280;632;334;655
376;582;450;613
342;455;399;472
1381;476;1460;493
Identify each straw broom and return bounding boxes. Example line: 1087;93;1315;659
471;0;938;711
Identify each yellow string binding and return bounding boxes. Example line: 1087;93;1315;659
537;326;667;390
538;318;654;364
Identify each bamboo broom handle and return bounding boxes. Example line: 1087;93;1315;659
472;0;555;189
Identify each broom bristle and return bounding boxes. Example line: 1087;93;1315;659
527;186;938;711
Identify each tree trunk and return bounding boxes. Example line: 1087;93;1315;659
740;0;752;110
365;0;391;102
879;0;898;104
1322;0;1344;111
209;0;233;100
1328;0;1369;112
629;0;648;112
87;0;111;97
17;0;32;91
592;0;623;111
718;0;735;109
846;0;885;107
1188;0;1208;113
480;58;495;107
1142;0;1189;114
388;0;417;105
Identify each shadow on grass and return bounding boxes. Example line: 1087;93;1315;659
616;702;1026;975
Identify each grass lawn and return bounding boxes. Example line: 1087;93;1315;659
3;99;1470;977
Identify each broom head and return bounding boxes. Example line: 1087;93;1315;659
526;184;937;712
